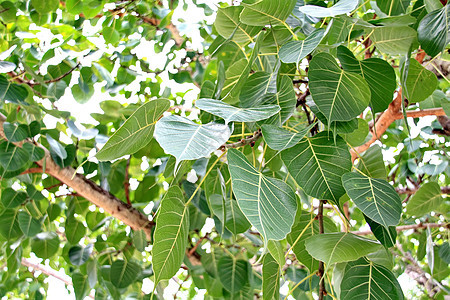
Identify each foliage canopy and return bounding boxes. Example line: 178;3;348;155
0;0;449;299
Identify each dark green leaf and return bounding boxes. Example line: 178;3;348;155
110;260;142;288
31;232;60;259
218;256;249;294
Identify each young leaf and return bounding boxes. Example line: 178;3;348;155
228;148;297;244
304;233;382;266
240;0;297;26
152;186;189;284
406;182;444;216
96;99;170;161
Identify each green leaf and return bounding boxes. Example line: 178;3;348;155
152;186;189;284
365;215;397;248
222;33;264;102
337;46;397;113
72;272;89;300
342;172;402;228
262;253;280;300
404;58;438;103
257;75;297;126
418;5;449;57
356;145;387;179
327;16;355;45
65;217;86;244
3;122;28;142
225;198;251;234
298;0;358;17
287;209;338;272
31;0;59;14
309;103;359;134
372;26;417;55
286;267;319;291
279;28;325;67
154;115;231;169
96;99;170;161
0;142;30;172
31;232;60;259
376;0;410;16
195;99;280;124
1;188;27;208
217;256;249;294
214;6;260;42
305;233;382;266
309;52;370;123
267;240;285;267
340;118;369;147
69;244;93;266
240;0;297;26
46;134;67;160
23;143;45;162
110;260;141;288
406;182;444;216
261;123;315;151
17;211;41;237
340;257;404;300
0;209;23;240
102;27;120;44
281;132;351;204
132;229;147;252
239;72;276;108
228;148;297;243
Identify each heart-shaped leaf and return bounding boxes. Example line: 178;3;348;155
31;232;60;259
0;142;30;172
342;172;402;228
406;182;444;216
340;257;404;300
418;4;449;57
305;232;382;266
215;6;260;42
217;256;249;294
376;0;410;16
337;46;396;113
154;115;232;169
356;145;387;179
309;52;370;123
404;58;438;103
18;211;41;237
262;253;280;300
281;132;351;204
110;260;142;288
228;148;297;243
371;26;417;55
96;99;170;161
195;98;280;124
240;0;297;26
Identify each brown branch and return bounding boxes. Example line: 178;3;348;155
20;167;43;175
396;186;450;195
0;113;154;239
351;89;446;161
220;129;262;150
352;223;448;236
44;62;80;84
21;258;95;299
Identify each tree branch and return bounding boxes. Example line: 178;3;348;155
220;129;262;150
352;223;448;236
396;186;450;195
351;89;447;161
21;258;95;299
0;113;154;239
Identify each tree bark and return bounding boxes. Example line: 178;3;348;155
0;113;154;239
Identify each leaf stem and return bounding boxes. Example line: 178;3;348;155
285;216;315;258
283;272;316;300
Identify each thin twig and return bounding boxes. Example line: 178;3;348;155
124;157;131;206
221;129;262;149
44;62;80;84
